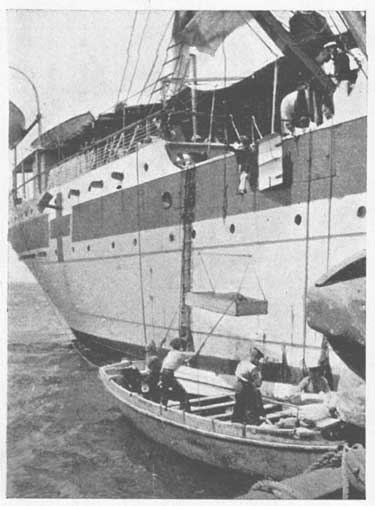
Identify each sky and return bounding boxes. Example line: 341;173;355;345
4;6;372;284
5;8;281;282
7;9;173;282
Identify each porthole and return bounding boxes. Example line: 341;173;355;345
169;233;175;242
111;241;115;249
133;238;137;246
116;185;122;190
162;192;172;209
294;214;302;225
191;229;196;239
357;206;366;218
144;163;149;172
87;245;91;252
229;224;235;234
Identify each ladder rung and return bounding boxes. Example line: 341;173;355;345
163;56;180;66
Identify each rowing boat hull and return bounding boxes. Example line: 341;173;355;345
99;366;338;479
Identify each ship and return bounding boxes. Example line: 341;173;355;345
8;11;367;384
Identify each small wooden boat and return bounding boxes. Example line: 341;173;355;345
99;361;341;480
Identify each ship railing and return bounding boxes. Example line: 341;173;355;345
10;112;161;202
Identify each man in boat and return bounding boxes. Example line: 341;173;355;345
139;338;167;402
227;136;258;194
297;366;331;394
159;337;195;412
140;355;163;402
232;346;266;425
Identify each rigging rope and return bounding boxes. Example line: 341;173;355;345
198;252;216;293
116;11;138;104
239;12;280;58
137;13;173;105
125;10;151;103
135;141;148;354
302;130;313;368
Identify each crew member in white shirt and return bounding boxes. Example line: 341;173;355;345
159;338;195;411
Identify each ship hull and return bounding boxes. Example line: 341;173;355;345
9;117;367;381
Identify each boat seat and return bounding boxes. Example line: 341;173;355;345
266;407;296;421
315;417;341;430
263;403;281;413
168;394;232;409
191;400;235;414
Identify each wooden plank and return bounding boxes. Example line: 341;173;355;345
315;417;340;430
266;408;297;421
168;394;231;409
191;400;235;413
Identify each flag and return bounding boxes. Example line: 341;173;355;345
174;11;253;56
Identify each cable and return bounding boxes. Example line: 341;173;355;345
125;10;151;103
239;12;280;58
137;13;174;105
116;11;138;104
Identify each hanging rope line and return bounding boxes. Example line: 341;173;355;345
137;13;174;105
239;12;280;58
135;142;148;354
125;10;151;103
302;130;313;368
198;252;216;292
116;11;138;104
162;308;178;342
197;251;266;301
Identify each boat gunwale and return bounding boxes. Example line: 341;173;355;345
99;366;338;453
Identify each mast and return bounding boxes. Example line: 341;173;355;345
190;53;198;141
179;166;196;350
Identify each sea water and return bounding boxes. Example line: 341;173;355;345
7;282;253;498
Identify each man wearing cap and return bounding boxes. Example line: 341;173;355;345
159;338;196;411
232;347;266;425
297;366;330;394
227;136;258;194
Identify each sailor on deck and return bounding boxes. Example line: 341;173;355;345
280;76;318;136
227;136;257;194
232;346;266;425
159;338;194;411
323;41;358;92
